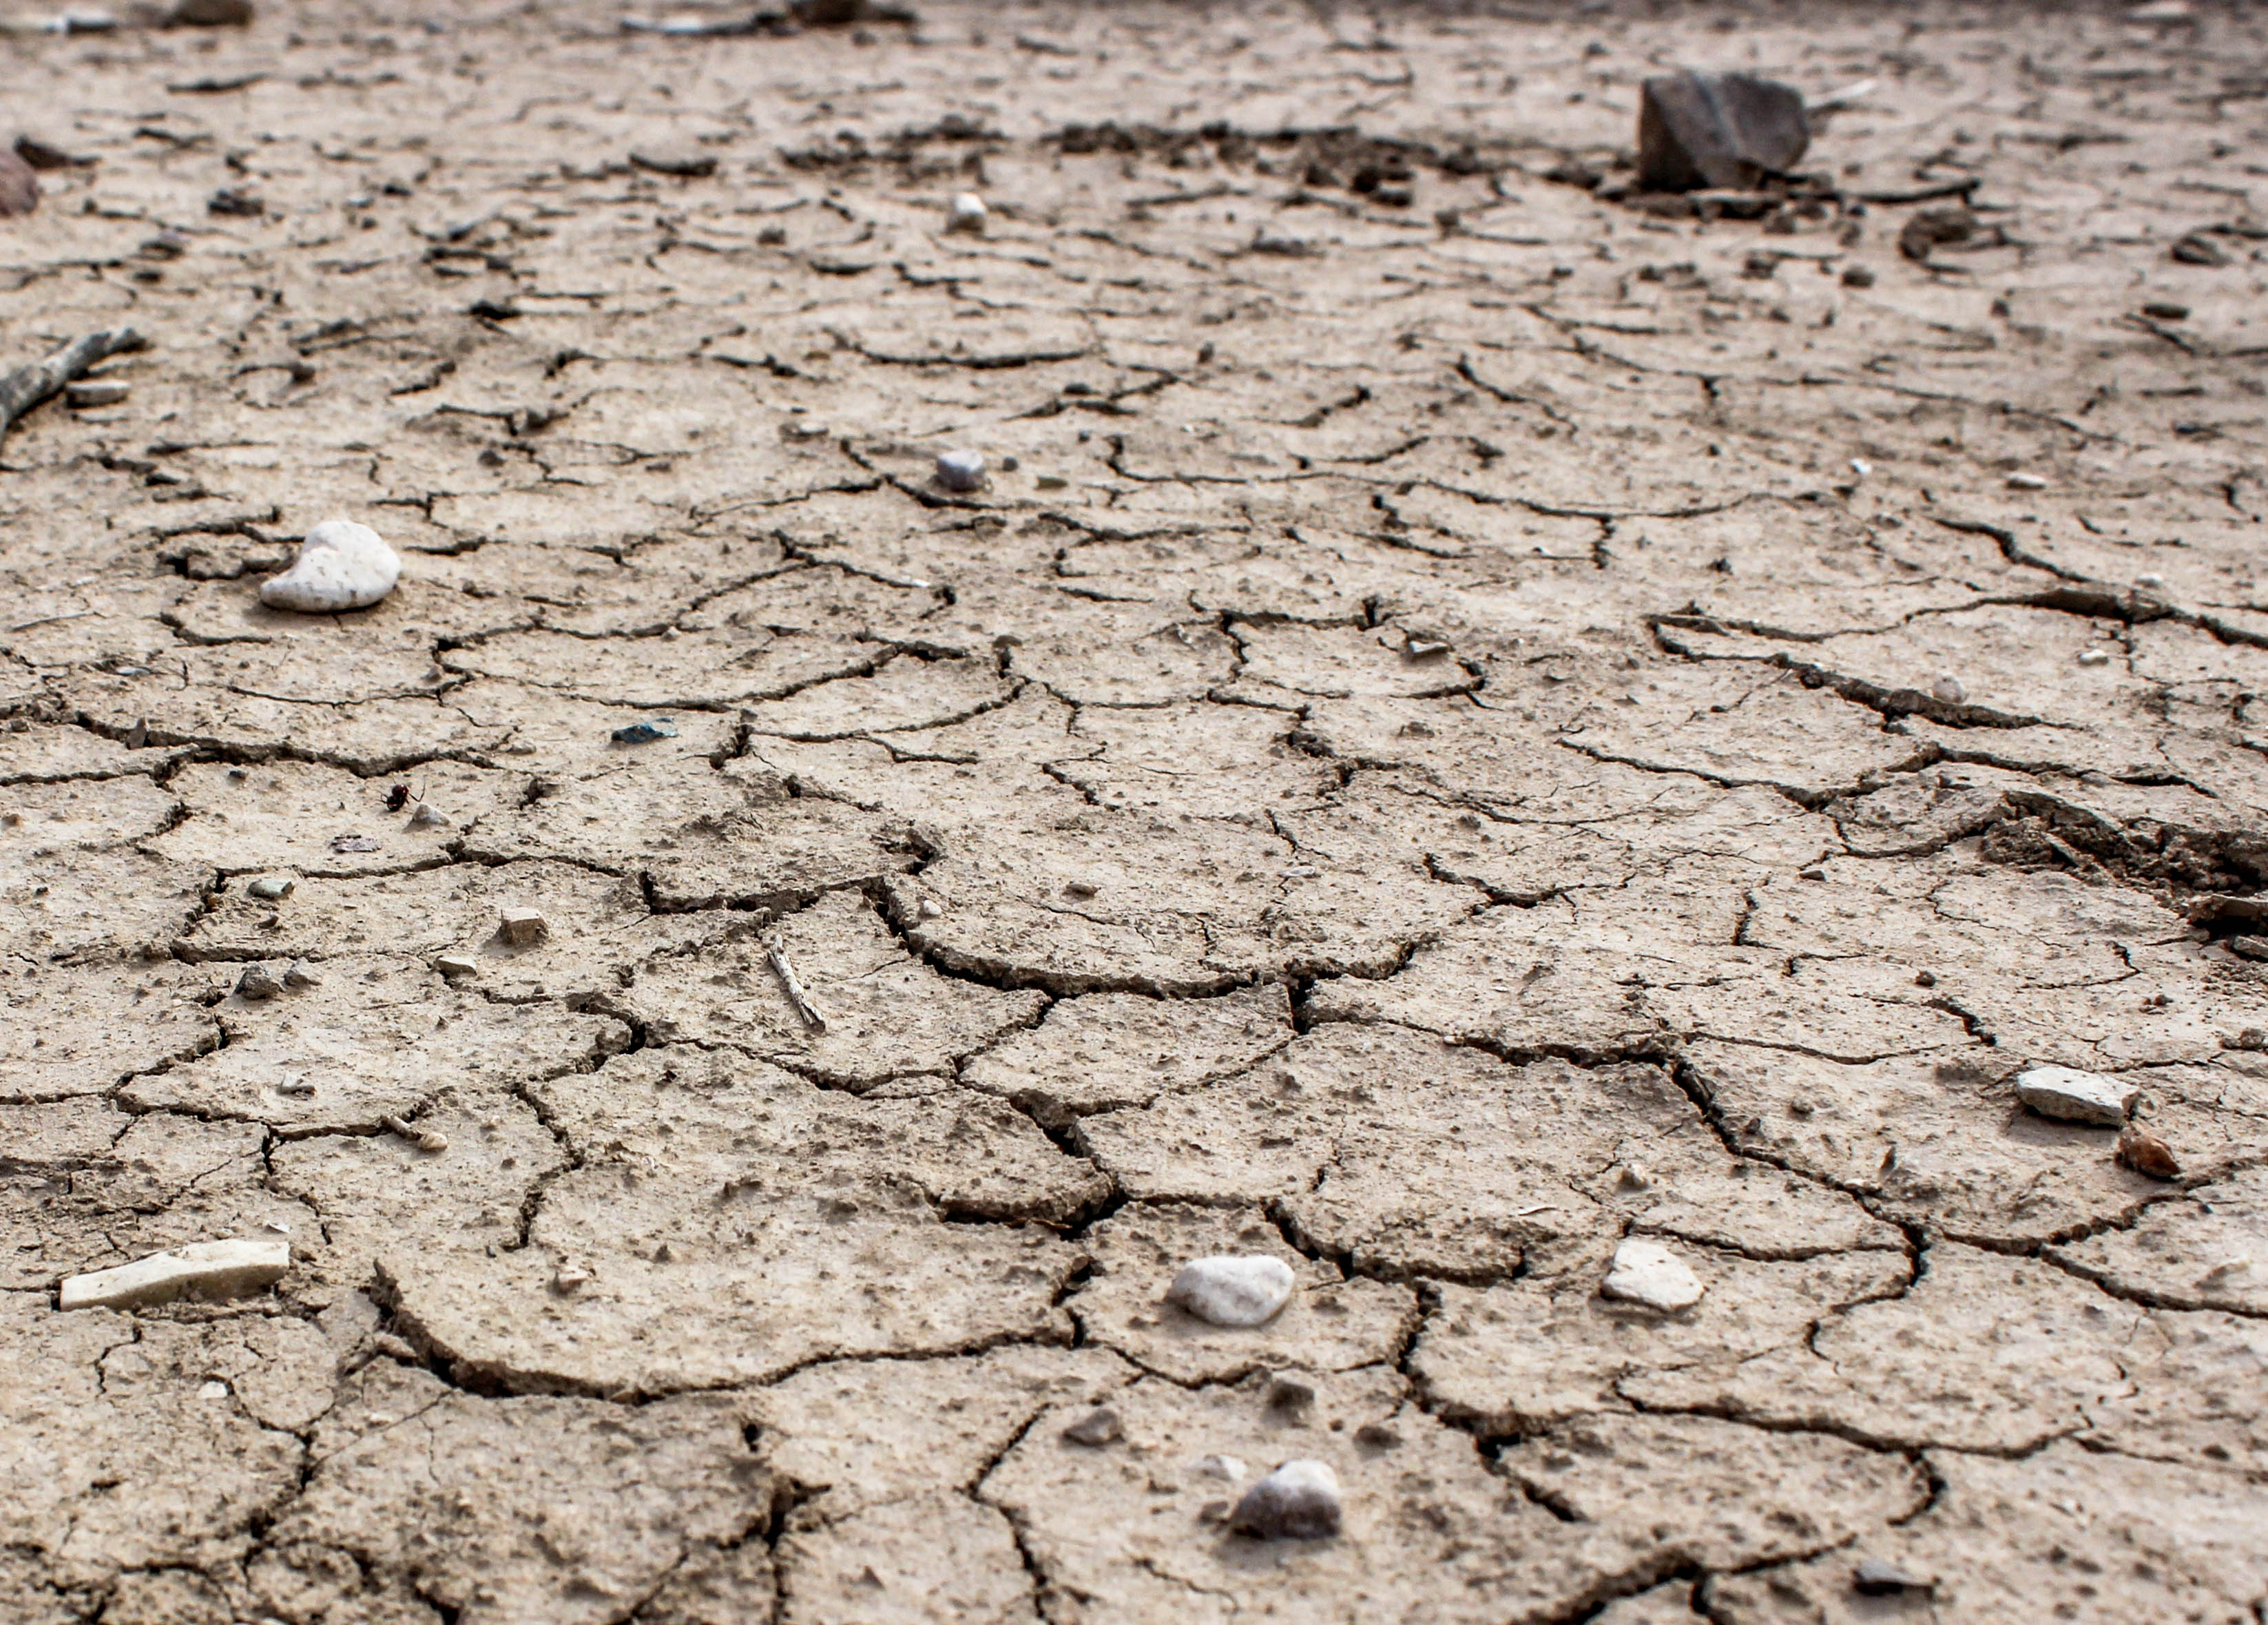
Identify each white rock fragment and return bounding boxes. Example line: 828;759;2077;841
946;192;987;234
1602;1237;1705;1311
917;896;944;920
259;519;401;614
1930;672;1965;704
1849;457;1871;478
1229;1460;1342;1540
283;960;322;989
1166;1254;1298;1327
434;951;478;980
407;802;450;830
2135;572;2165;590
2078;648;2112;667
382;1114;450;1154
1196;1453;1247;1483
935;448;986;491
58;1237;291;1312
2015;1064;2138;1126
2006;471;2048;490
498;907;548;947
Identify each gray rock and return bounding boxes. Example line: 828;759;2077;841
1166;1254;1298;1327
1229;1459;1342;1540
499;907;548;947
935;449;986;491
283;960;322;989
247;875;295;900
1062;1406;1122;1446
2015;1065;2137;1126
233;962;282;1001
1638;71;1809;193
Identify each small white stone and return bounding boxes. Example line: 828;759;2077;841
2015;1064;2138;1126
1196;1453;1247;1482
1166;1254;1298;1327
199;1380;229;1399
935;449;987;492
259;519;401;614
435;951;478;980
2078;648;2112;667
59;1237;291;1312
498;907;548;947
407;803;449;829
1849;457;1871;477
1931;672;1965;704
1229;1459;1342;1540
1602;1237;1705;1311
2136;573;2165;590
946;192;988;234
2006;471;2048;490
917;896;943;920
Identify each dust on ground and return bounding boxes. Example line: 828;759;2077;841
3;1;2267;1621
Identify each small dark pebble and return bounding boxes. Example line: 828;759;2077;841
612;716;680;745
2170;233;2228;267
1842;265;1875;288
1265;1374;1316;1414
2142;301;2191;320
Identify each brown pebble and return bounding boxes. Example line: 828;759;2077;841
0;149;38;218
2117;1125;2181;1181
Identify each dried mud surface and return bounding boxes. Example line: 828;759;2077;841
3;1;2267;1620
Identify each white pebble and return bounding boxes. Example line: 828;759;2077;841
946;192;987;234
260;519;401;614
1849;457;1871;477
1602;1237;1705;1311
1229;1459;1342;1540
1196;1453;1247;1482
935;449;987;492
408;803;450;830
59;1237;291;1312
2015;1064;2138;1126
1167;1254;1297;1327
1931;672;1965;704
435;951;478;980
2006;471;2047;490
2078;648;2112;667
499;907;548;947
917;896;943;920
2135;573;2165;590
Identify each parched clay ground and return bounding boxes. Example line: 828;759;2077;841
4;1;2268;1620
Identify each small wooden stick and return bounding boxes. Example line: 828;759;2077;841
0;327;147;441
764;936;826;1033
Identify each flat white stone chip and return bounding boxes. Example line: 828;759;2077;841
1602;1237;1705;1312
2015;1065;2138;1127
260;518;402;613
59;1237;291;1312
1166;1254;1297;1327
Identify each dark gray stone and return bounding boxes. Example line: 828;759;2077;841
1638;72;1809;193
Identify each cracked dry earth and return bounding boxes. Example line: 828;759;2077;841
8;1;2268;1622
